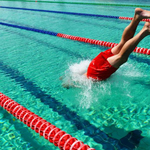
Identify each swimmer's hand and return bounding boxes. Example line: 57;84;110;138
59;76;64;80
60;76;81;89
62;83;81;89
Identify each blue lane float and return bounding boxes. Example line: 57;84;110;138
0;6;119;19
0;22;58;36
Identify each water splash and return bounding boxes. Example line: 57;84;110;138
62;60;148;110
62;60;95;108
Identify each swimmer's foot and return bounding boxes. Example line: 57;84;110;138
134;8;150;21
143;22;150;35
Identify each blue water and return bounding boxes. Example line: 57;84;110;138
0;0;150;150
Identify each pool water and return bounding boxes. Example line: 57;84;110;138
0;0;150;150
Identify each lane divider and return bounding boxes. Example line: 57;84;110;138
0;21;149;55
57;33;150;55
0;92;95;150
119;16;150;22
1;0;150;8
0;6;150;22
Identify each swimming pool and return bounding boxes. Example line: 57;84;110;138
0;0;150;149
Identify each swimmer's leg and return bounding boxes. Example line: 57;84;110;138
108;22;150;68
111;8;150;55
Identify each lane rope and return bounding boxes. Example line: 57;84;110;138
0;92;95;150
0;21;149;55
0;6;150;22
57;33;150;55
0;0;150;8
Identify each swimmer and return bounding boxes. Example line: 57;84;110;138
85;8;150;81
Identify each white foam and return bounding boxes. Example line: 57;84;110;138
62;60;92;85
69;59;91;75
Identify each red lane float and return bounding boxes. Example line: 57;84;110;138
57;33;117;47
57;33;150;55
134;47;150;55
0;92;95;150
119;16;133;21
119;16;150;22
